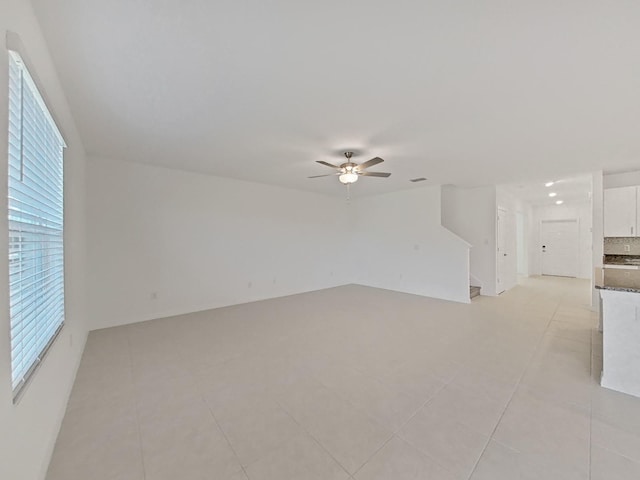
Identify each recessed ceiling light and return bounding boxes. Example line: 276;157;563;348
545;182;554;187
556;200;563;205
549;192;557;197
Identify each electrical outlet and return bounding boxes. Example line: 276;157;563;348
625;245;631;252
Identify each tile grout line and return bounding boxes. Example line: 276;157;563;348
125;333;148;480
348;393;443;478
311;360;451;433
590;440;640;466
197;355;354;477
180;334;251;480
309;353;458;478
273;356;452;476
273;394;354;478
347;357;471;478
466;293;565;479
196;348;255;479
202;392;251;480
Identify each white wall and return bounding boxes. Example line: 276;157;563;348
530;201;593;279
87;158;353;329
0;3;88;480
352;186;470;303
88;161;474;329
592;171;603;311
441;185;498;295
516;211;529;276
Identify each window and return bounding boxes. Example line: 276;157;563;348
7;50;65;398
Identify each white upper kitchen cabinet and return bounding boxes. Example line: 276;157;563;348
604;186;637;237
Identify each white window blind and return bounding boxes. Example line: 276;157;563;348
8;50;65;397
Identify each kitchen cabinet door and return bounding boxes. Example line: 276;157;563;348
604;186;637;237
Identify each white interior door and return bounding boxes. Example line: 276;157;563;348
497;208;507;294
541;219;579;277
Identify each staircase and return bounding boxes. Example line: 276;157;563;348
470;285;481;299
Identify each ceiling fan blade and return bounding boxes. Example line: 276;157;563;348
316;160;341;169
308;173;339;178
355;157;384;172
359;171;391;177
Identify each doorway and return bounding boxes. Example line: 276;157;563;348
497;207;518;293
541;219;579;277
497;208;507;294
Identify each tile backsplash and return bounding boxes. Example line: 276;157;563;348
604;237;640;255
604;254;640;265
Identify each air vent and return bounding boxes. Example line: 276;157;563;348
410;177;427;183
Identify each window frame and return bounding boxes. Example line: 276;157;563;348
7;47;67;402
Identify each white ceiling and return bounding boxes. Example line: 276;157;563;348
501;174;592;207
32;0;640;197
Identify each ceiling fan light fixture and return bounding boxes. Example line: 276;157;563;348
339;172;358;184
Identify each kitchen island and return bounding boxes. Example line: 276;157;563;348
595;267;640;398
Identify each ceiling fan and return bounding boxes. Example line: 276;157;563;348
308;152;391;184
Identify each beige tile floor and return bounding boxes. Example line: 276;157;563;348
47;276;640;480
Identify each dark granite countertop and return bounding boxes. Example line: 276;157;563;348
595;267;640;293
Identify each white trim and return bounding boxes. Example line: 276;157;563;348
5;31;68;146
